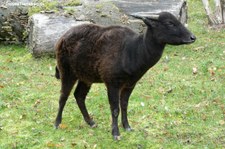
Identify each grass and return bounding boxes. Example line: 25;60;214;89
28;0;81;16
0;0;225;148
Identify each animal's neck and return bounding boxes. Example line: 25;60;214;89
122;29;165;78
143;28;165;67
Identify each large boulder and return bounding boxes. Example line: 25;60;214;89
112;0;188;24
0;0;82;44
28;14;90;57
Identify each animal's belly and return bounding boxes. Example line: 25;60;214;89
71;59;103;83
70;53;102;83
75;71;103;83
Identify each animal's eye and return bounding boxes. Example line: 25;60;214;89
166;22;175;27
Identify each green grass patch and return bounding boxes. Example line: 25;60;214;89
28;0;59;16
28;0;81;16
0;0;225;148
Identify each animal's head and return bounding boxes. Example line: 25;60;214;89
131;12;196;45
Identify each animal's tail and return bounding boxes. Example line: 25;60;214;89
54;37;64;80
55;66;60;79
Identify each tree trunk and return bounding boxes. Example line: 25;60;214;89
222;0;225;23
202;0;225;25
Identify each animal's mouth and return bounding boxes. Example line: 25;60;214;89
170;35;196;45
182;40;196;44
182;35;196;44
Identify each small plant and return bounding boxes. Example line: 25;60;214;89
28;0;82;16
64;7;76;15
28;0;59;16
64;0;81;6
95;3;104;9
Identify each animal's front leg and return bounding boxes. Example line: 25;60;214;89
120;86;135;131
106;84;120;140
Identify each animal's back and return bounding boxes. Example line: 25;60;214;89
59;24;137;54
56;24;138;84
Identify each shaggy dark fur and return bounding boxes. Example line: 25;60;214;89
54;12;196;140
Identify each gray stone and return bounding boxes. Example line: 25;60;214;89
73;0;187;32
77;0;187;24
111;0;187;24
28;13;90;57
0;0;37;43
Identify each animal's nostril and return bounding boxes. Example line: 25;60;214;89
190;35;196;41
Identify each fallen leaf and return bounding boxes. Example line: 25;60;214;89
71;142;77;147
210;77;216;81
202;114;207;121
158;87;165;94
195;103;201;108
166;88;173;94
219;120;225;126
33;100;41;108
192;67;198;74
164;106;169;111
163;66;169;71
55;144;63;147
59;124;68;129
164;55;170;63
208;67;216;76
194;46;204;51
47;142;55;147
46;141;63;148
60;137;65;142
19;114;26;120
49;66;53;71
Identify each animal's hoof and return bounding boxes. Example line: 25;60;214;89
54;123;60;129
113;135;121;141
87;120;96;128
125;127;133;132
91;123;97;128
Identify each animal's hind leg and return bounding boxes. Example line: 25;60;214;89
55;76;76;128
74;81;95;127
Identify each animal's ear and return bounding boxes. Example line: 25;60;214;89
142;18;154;27
130;14;159;27
144;15;160;26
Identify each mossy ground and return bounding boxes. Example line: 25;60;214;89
0;0;225;148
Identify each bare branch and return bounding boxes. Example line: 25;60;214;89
202;0;224;25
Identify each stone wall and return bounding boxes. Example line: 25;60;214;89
0;0;38;43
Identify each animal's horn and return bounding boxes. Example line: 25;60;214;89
130;13;159;21
147;14;159;20
129;14;145;20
